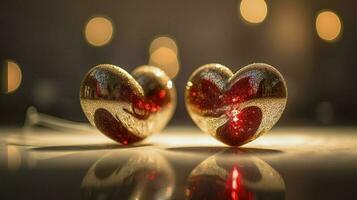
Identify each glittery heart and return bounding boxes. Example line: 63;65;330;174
80;64;176;145
185;63;287;146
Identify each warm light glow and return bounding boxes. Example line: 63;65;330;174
17;127;328;151
149;36;178;55
239;0;268;24
232;181;237;189
6;60;22;93
149;47;179;79
149;36;179;78
85;16;114;46
316;11;342;41
151;47;177;66
166;80;173;89
232;168;239;179
146;129;223;147
7;146;21;171
230;167;240;200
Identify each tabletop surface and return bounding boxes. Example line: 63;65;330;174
1;126;357;200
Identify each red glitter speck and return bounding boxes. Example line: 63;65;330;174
145;103;151;110
146;171;158;180
158;89;166;99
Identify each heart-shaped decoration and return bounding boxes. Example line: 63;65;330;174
185;149;285;200
80;64;176;145
185;63;287;146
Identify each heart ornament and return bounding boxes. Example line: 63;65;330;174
185;63;287;146
80;64;176;145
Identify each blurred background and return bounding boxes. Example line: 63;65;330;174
1;0;356;127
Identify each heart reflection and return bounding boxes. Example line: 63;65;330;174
185;149;285;200
81;149;175;200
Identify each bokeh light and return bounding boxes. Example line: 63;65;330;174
149;36;178;55
6;60;22;94
149;37;180;78
239;0;268;24
85;16;114;47
316;11;342;42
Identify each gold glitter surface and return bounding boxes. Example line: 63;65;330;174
80;64;176;144
185;63;287;146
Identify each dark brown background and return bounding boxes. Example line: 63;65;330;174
1;0;356;126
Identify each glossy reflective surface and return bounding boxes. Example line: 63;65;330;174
81;150;175;200
2;127;357;200
186;63;287;146
186;149;285;200
80;64;176;144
